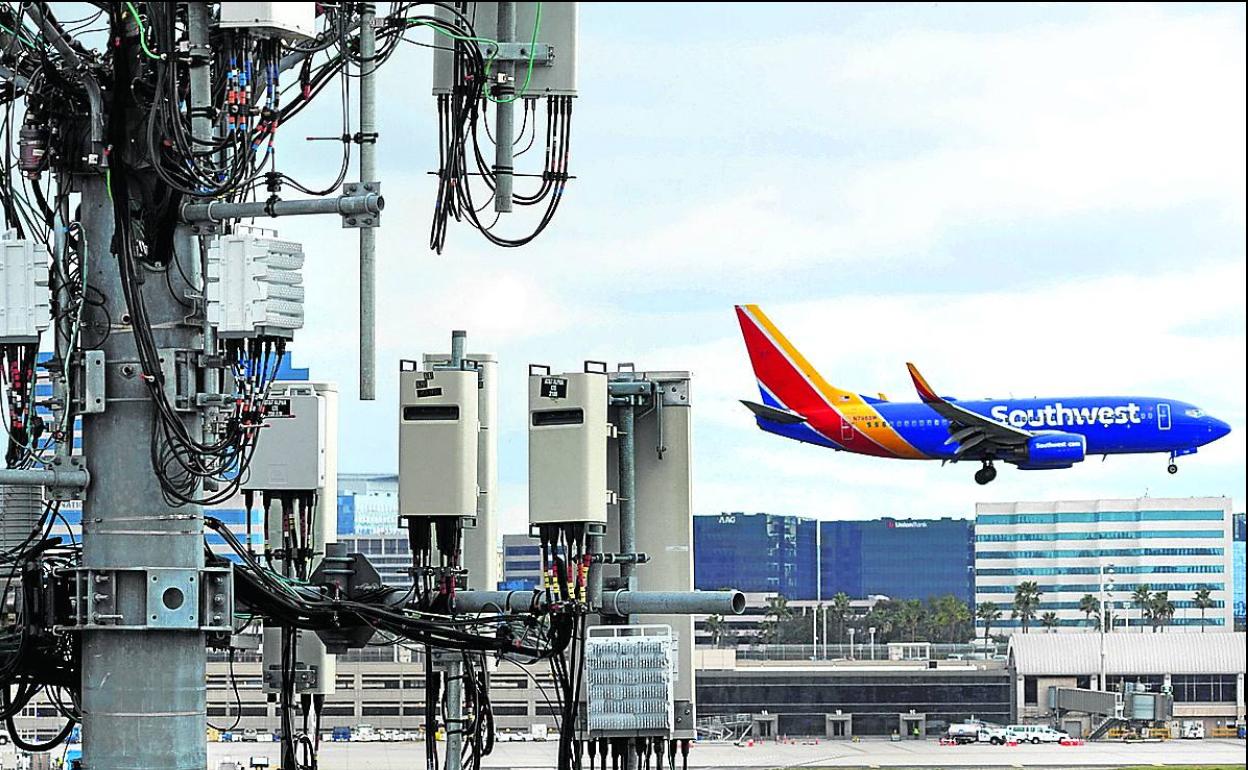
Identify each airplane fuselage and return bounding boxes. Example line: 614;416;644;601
760;394;1229;462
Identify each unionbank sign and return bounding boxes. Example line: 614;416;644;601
990;402;1143;429
886;519;927;529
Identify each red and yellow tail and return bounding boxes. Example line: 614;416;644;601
734;305;925;459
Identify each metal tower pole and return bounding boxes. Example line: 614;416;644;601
493;2;516;213
78;8;213;767
359;3;378;400
78;179;207;769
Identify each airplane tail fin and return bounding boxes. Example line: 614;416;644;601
734;304;865;415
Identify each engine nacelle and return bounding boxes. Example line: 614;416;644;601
1013;432;1087;469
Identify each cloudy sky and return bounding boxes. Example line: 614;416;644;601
277;3;1245;533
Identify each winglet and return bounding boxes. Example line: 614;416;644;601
906;363;941;404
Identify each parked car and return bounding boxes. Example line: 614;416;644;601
331;726;352;742
1007;724;1067;744
240;728;259;742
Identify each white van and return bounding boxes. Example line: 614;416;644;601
1007;724;1066;744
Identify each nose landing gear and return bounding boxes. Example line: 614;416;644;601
974;462;997;485
1167;451;1179;475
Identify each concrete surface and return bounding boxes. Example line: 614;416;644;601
205;737;1248;768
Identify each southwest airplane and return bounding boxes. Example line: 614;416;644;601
735;305;1231;485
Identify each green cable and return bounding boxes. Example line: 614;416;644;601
485;2;542;104
409;3;543;103
0;21;38;49
124;2;163;61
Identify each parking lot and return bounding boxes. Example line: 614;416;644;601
207;736;1248;769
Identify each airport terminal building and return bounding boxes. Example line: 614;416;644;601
975;497;1235;632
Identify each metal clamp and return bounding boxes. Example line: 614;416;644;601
74;350;106;414
478;42;555;65
342;182;381;228
159;348;199;412
57;565;233;631
264;663;319;692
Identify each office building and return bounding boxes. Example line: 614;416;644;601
337;473;400;534
694;513;818;599
975;497;1235;633
820;518;975;605
338;533;413;587
500;533;542;590
1234;512;1245;628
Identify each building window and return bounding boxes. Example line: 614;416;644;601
1172;674;1238;703
1024;677;1038;705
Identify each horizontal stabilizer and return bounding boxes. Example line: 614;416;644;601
740;400;807;425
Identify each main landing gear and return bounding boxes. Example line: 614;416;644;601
974;462;997;486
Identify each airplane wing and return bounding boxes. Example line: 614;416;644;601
740;400;807;425
906;363;1032;458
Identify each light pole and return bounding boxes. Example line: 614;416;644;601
822;605;828;660
869;626;877;661
812;605;819;660
1099;563;1115;691
848;627;856;660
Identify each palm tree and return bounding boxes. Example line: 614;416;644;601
899;599;924;642
1012;581;1042;634
1079;594;1101;631
830;592;853;645
1193;588;1215;632
1131;585;1152;633
705;614;732;648
1041;612;1060;633
976;601;1002;642
933;595;971;642
759;595;792;643
1148;591;1175;633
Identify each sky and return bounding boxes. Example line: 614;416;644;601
273;3;1246;535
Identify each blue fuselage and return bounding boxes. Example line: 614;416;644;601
765;395;1230;461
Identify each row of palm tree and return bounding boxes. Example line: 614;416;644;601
749;592;981;645
731;582;1221;647
1012;582;1217;634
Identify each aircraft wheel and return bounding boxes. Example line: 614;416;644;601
975;466;997;485
1167;463;1178;475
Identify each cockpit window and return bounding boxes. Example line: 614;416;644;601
1185;409;1204;418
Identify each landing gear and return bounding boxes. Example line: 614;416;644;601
974;462;998;485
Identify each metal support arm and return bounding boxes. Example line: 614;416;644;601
0;466;90;490
180;192;384;227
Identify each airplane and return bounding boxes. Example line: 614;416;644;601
734;304;1232;485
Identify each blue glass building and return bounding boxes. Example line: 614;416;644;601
693;513;818;599
819;518;975;605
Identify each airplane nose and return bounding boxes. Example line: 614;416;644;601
1208;417;1231;440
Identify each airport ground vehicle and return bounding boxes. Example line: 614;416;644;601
946;723;981;744
240;728;259;742
1181;720;1206;739
353;724;380;742
331;727;352;742
1007;724;1068;743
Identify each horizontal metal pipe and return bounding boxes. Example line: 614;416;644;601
607;381;653;397
452;590;543;615
181;193;383;224
0;467;90;489
605;590;746;617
